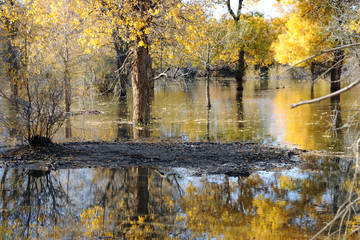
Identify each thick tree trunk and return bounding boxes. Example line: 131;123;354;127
131;42;151;124
330;49;344;93
235;48;245;91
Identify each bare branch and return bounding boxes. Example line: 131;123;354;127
115;49;133;75
291;78;360;108
148;67;170;84
225;0;237;21
290;43;360;68
237;0;244;18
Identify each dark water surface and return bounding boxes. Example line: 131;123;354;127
2;78;360;239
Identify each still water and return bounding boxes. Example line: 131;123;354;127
57;78;360;152
0;155;357;239
2;78;360;239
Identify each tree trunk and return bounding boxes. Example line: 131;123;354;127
5;31;20;99
63;35;71;113
310;62;316;81
114;32;129;97
260;65;269;79
147;56;154;98
64;64;71;112
206;66;211;109
330;49;344;93
236;91;244;128
235;48;245;91
135;167;149;216
206;43;211;108
131;41;151;124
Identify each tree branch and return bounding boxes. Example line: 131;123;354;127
237;0;244;18
291;78;360;108
148;67;170;85
115;49;133;75
290;42;360;68
226;0;239;22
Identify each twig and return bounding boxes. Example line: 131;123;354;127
311;197;360;239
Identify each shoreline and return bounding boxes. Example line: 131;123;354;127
0;140;304;176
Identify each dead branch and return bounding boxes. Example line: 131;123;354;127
291;78;360;108
291;42;360;69
115;49;133;75
148;67;170;85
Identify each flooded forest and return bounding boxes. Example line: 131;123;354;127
0;0;359;239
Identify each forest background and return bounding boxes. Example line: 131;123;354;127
0;0;358;146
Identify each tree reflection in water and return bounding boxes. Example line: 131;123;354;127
0;161;357;239
0;168;70;239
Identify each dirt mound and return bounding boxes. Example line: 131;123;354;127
0;141;302;176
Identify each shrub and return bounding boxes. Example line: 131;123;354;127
0;72;65;147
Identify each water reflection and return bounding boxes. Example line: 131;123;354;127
0;159;358;239
54;78;360;152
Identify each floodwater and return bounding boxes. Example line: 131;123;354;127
2;77;360;239
57;77;360;152
0;156;357;239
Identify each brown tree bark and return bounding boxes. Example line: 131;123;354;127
131;39;151;124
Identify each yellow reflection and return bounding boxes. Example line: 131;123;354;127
271;79;331;150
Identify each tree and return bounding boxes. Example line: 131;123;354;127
0;0;26;98
91;0;179;124
275;0;356;91
26;0;92;112
0;0;67;146
274;5;329;80
172;4;229;108
219;12;281;79
218;0;260;90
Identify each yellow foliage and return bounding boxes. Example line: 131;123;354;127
274;12;328;66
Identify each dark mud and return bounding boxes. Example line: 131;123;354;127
0;141;303;176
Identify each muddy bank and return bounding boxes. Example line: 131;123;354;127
0;141;303;176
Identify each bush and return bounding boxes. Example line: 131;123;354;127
0;72;65;147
